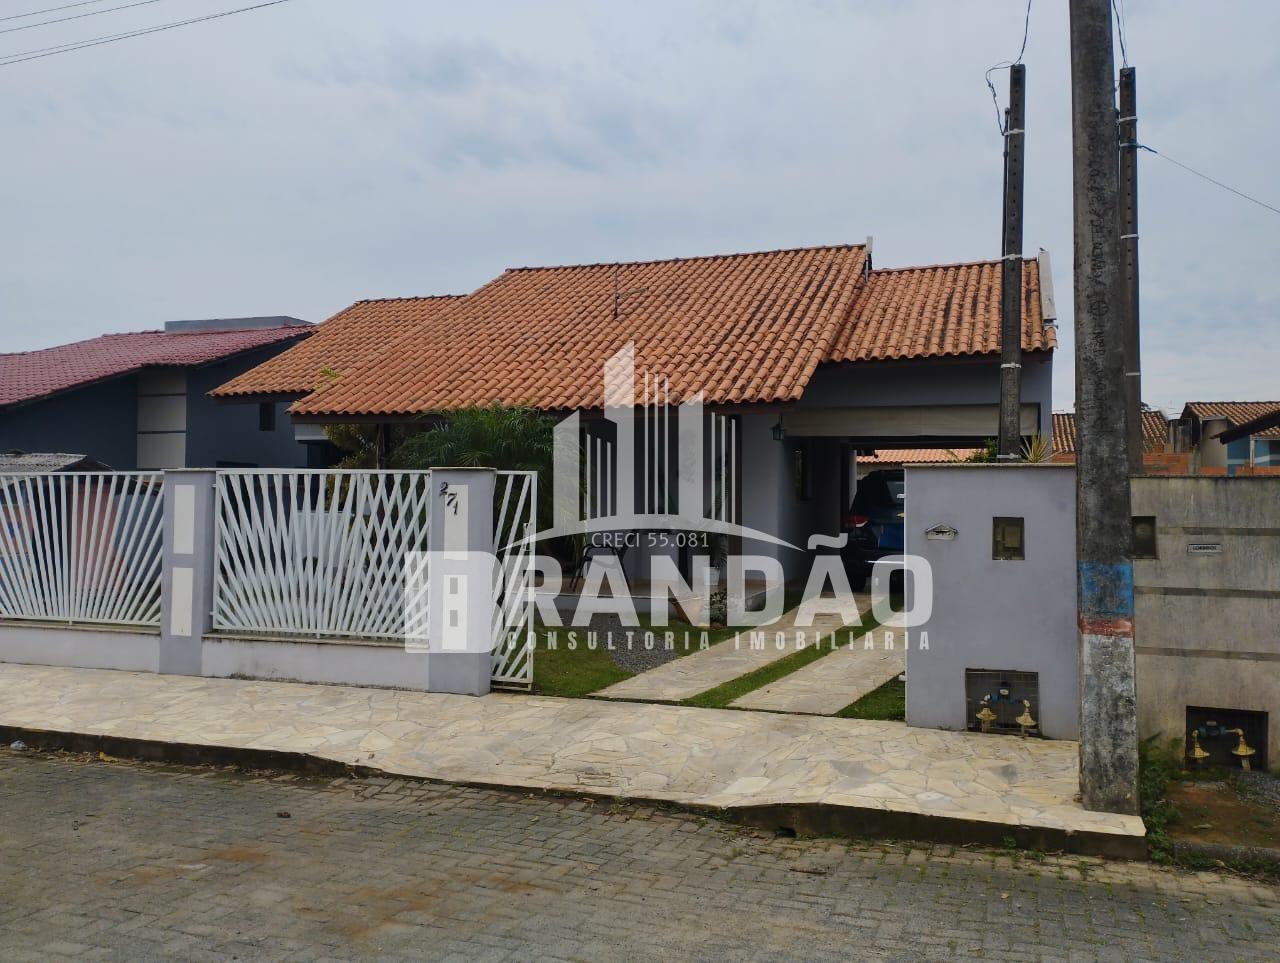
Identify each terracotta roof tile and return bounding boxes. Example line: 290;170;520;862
1051;410;1169;455
861;448;979;465
826;259;1053;363
292;245;869;416
263;246;1057;419
0;326;311;409
213;296;463;398
1184;401;1280;439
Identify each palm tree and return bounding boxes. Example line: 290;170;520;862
392;404;560;533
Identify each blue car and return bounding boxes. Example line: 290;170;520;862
840;469;905;591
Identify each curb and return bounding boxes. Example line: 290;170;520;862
0;724;1147;861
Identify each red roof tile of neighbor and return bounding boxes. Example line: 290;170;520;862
1051;410;1169;455
213;296;463;398
292;244;872;416
0;326;311;409
1185;401;1280;439
281;246;1053;418
826;258;1053;363
861;448;979;465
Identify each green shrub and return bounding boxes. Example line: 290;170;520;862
1138;735;1183;861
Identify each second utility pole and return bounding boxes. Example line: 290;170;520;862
1118;66;1143;474
1069;0;1139;815
997;64;1027;460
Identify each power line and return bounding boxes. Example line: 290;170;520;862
0;0;167;36
0;0;295;66
1112;0;1129;68
1135;143;1280;218
985;0;1033;135
0;1;109;22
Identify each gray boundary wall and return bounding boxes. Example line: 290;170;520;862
0;469;495;695
1131;476;1280;763
904;464;1079;740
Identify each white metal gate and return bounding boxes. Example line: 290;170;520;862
212;470;434;641
491;470;536;689
0;472;164;626
213;468;536;690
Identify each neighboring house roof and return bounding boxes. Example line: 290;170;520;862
1183;401;1280;439
293;244;872;417
1216;407;1280;444
0;325;313;409
1051;410;1169;455
826;258;1053;363
861;448;978;465
213;296;464;399
0;450;110;472
282;245;1054;419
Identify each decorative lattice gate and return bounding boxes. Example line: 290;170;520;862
212;468;536;689
491;471;536;689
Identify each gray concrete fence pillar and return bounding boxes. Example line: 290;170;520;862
426;468;496;695
159;469;216;675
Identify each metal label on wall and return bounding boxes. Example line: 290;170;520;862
925;524;958;541
1187;542;1222;555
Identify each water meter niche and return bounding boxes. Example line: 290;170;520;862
1185;707;1268;772
965;669;1040;735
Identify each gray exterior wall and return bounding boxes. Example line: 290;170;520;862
0;342;307;470
798;356;1054;439
739;412;843;581
0;375;139;469
1131;476;1280;768
185;348;309;468
904;464;1079;740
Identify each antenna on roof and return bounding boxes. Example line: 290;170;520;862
611;264;647;322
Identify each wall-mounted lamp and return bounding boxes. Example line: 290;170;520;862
772;417;786;442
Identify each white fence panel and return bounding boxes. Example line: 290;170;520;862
0;472;165;627
213;470;432;641
491;470;536;689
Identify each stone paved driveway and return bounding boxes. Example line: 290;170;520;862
1;750;1277;962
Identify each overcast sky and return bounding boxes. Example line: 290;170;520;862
3;0;1277;412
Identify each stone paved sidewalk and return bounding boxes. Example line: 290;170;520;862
1;751;1276;962
0;663;1144;854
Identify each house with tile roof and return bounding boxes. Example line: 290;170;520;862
1050;409;1170;462
214;243;1058;578
1174;401;1280;472
0;317;314;470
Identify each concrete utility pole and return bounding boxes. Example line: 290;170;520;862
997;64;1027;460
1118;67;1143;475
1069;0;1139;814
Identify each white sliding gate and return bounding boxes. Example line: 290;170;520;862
0;472;165;627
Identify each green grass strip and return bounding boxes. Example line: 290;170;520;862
834;676;905;720
681;618;881;710
530;629;633;698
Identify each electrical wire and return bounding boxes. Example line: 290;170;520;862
0;0;295;66
0;0;167;36
985;0;1033;135
1112;0;1129;69
1135;144;1280;218
0;1;108;22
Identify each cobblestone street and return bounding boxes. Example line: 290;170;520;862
0;750;1276;962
